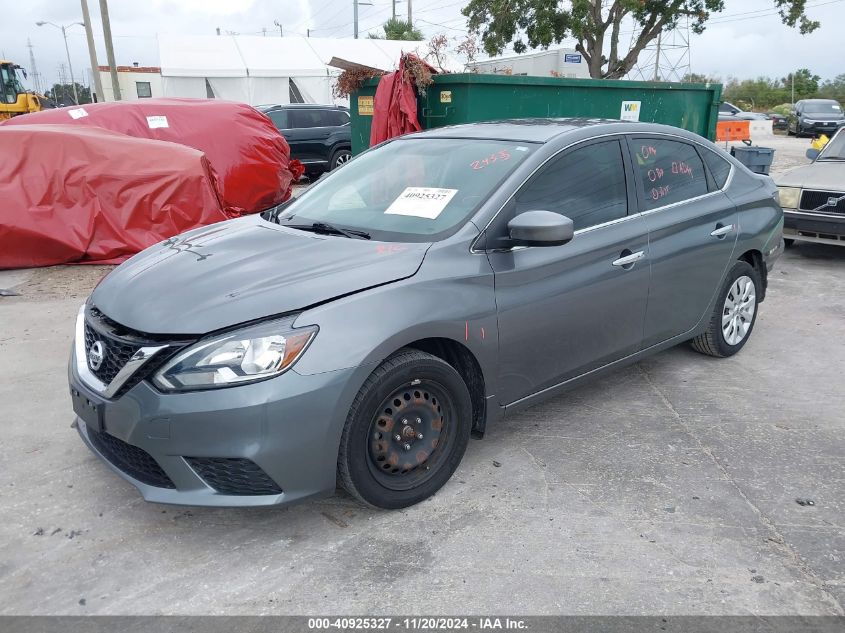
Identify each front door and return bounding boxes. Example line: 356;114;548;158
485;138;651;405
625;136;738;348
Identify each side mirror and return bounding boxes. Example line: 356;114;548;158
806;148;820;161
507;210;574;247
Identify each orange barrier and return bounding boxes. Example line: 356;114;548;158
716;120;751;142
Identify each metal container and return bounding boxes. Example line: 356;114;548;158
351;73;723;155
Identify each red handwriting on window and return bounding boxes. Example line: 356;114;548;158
671;161;694;177
647;167;665;182
640;145;657;160
651;185;671;201
471;149;511;171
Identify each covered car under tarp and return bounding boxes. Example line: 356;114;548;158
3;98;302;215
0;124;229;268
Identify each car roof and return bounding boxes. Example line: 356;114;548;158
259;103;348;111
801;99;839;104
403;118;706;145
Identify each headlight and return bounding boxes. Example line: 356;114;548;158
153;317;317;391
777;186;801;209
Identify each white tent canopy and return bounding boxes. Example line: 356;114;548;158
157;34;430;105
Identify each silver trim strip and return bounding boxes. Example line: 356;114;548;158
74;305;167;398
471;130;734;253
784;209;845;220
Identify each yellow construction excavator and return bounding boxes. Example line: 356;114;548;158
0;60;49;119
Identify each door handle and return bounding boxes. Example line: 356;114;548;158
710;224;735;238
612;250;645;268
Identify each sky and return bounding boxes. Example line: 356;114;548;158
2;0;844;93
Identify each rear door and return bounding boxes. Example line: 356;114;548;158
486;137;651;405
626;136;738;348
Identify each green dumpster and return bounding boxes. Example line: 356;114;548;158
351;73;722;155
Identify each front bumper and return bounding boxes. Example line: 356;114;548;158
783;209;845;246
69;344;360;507
800;121;844;135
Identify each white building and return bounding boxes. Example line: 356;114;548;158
469;48;591;79
96;64;163;101
156;34;438;106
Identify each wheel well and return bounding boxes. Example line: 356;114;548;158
738;249;767;301
404;338;487;436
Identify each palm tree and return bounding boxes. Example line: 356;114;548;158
368;17;424;41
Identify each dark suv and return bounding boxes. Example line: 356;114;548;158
257;104;351;173
788;99;845;137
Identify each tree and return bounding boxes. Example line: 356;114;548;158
462;0;822;79
45;82;92;106
368;17;424;41
818;74;845;103
783;68;821;100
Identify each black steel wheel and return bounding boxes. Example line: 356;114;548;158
337;348;472;509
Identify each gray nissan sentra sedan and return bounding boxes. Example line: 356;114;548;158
69;119;785;509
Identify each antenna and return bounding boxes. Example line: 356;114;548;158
26;38;43;94
629;14;691;82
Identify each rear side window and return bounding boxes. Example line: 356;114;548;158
701;148;732;190
288;109;324;128
321;110;349;126
515;139;628;231
631;138;708;210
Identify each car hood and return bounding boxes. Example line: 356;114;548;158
776;162;845;190
92;216;431;335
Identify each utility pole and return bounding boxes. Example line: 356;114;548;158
80;0;103;102
392;0;396;19
99;0;121;100
354;0;359;39
652;31;662;81
408;0;412;25
274;19;283;36
791;72;795;105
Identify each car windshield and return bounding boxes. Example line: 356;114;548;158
273;137;537;242
805;102;842;115
818;131;845;160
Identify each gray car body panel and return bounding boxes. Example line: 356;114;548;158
70;119;783;507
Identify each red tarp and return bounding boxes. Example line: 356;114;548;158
3;98;303;215
0;125;229;268
370;56;431;147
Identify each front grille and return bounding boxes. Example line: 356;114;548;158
84;322;141;385
799;190;845;214
88;428;176;489
83;306;192;397
185;457;283;495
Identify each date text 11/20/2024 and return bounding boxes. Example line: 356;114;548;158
307;617;528;630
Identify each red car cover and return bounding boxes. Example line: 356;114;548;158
3;98;302;215
0;125;228;268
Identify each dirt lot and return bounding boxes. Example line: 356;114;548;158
0;136;843;616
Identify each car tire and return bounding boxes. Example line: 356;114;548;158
787;126;795;137
329;148;352;171
337;348;472;509
690;260;761;358
784;238;795;247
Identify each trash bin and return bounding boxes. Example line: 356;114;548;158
730;146;775;175
351;73;723;155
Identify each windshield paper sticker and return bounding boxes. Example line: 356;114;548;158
68;108;88;119
385;187;458;220
146;115;169;129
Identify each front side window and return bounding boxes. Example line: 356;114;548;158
631;138;708;210
1;65;17;104
514;139;628;231
136;81;152;98
273;138;537;242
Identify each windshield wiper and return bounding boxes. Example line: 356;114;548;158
285;222;371;240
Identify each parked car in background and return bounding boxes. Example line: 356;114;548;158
787;99;845;137
735;112;769;121
766;112;788;131
68;119;784;510
777;127;845;246
719;101;743;116
257;104;351;174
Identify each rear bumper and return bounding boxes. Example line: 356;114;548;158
783;209;845;246
70;347;361;507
